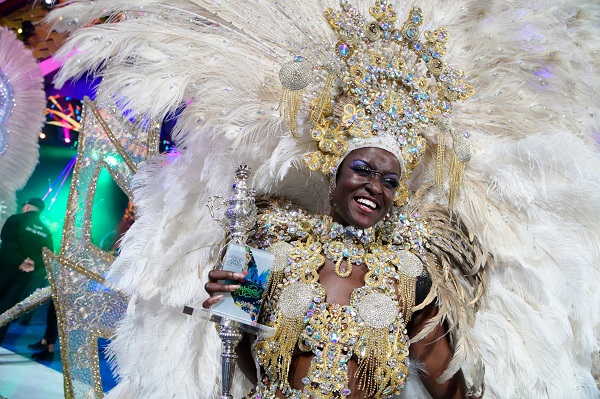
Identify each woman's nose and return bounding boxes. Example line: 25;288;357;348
365;175;384;194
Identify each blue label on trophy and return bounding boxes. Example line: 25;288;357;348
211;243;274;325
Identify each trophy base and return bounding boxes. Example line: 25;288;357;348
182;306;275;337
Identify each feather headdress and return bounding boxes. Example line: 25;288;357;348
46;0;600;398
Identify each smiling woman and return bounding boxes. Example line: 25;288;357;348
195;1;485;397
330;147;401;229
203;145;478;399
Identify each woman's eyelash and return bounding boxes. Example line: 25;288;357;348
351;164;372;173
383;178;399;188
350;164;400;188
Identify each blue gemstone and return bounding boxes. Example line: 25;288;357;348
338;43;350;56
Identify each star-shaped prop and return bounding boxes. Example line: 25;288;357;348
0;97;159;398
44;250;127;398
45;98;158;398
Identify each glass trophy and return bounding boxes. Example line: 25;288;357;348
204;165;275;399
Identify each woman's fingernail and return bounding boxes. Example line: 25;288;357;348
212;295;223;301
232;273;245;279
229;285;240;290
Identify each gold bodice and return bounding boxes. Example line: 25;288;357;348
246;199;427;398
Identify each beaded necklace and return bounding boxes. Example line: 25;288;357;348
322;223;372;277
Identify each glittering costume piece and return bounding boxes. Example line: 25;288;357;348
247;199;421;397
239;196;483;397
303;2;473;193
0;286;51;328
39;98;158;399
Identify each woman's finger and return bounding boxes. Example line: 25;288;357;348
208;270;246;282
202;295;223;309
204;281;240;295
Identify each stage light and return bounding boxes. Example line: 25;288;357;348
39;132;46;139
19;21;35;42
42;0;57;10
63;127;71;145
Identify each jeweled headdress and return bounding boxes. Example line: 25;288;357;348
280;0;474;204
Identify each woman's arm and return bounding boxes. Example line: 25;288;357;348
408;302;468;399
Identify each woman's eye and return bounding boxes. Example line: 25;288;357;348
351;165;373;176
383;178;399;189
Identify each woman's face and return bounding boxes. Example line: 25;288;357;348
330;147;401;229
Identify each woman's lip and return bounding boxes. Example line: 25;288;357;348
354;198;377;213
355;196;378;210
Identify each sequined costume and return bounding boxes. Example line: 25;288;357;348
237;197;479;398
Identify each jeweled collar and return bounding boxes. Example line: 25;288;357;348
313;216;375;245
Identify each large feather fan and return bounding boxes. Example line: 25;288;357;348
46;0;600;398
0;27;46;228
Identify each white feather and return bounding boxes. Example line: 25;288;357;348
0;28;46;226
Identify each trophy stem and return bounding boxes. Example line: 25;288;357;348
218;318;244;399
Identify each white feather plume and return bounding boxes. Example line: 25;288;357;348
0;28;45;227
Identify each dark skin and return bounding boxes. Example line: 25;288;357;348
203;148;468;398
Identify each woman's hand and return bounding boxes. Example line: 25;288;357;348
201;270;246;308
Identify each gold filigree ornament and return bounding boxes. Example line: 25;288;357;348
257;281;322;391
280;0;475;206
264;241;293;298
353;289;405;397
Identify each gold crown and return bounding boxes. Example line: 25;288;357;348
279;0;474;204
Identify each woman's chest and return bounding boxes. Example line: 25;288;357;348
317;259;369;306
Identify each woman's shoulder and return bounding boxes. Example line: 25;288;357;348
251;195;324;248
